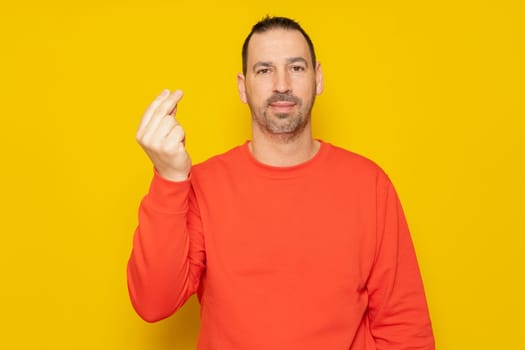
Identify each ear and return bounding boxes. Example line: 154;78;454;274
237;73;248;104
315;62;324;95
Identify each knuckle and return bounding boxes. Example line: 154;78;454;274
160;143;174;154
135;130;146;144
142;136;160;152
173;125;185;137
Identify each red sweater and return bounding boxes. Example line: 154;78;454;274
127;141;434;349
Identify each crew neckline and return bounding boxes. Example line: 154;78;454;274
240;139;330;179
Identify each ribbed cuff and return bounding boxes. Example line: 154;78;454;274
144;168;192;213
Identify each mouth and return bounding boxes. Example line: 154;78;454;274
269;101;296;113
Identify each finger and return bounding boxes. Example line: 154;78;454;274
165;124;186;148
148;115;178;148
141;90;184;140
137;89;170;137
153;90;184;121
168;105;177;117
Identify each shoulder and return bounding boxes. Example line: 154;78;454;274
323;141;387;178
322;141;396;195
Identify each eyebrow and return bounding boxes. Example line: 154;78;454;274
252;61;272;72
252;57;309;72
287;57;309;66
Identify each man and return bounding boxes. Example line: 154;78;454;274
128;16;435;349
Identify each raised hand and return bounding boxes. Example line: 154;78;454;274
136;89;191;181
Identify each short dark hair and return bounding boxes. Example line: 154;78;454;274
241;16;317;75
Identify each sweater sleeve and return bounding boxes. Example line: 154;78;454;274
366;171;435;349
127;169;205;322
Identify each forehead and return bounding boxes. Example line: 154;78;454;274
247;29;311;63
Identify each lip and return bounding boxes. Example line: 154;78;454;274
270;101;295;106
269;101;296;112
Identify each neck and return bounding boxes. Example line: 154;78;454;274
249;127;320;167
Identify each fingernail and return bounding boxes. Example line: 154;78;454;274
159;89;170;98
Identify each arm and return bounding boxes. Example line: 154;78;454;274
367;171;435;349
127;171;205;322
127;90;205;322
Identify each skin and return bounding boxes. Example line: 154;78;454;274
237;28;324;166
136;89;190;181
136;28;324;181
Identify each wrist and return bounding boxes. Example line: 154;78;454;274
155;167;190;182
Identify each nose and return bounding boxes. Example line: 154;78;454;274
272;69;291;94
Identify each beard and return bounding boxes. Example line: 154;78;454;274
249;92;315;141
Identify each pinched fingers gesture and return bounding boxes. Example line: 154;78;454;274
136;89;191;181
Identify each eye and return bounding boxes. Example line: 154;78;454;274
290;65;305;72
256;68;271;75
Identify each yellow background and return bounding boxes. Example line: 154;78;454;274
1;1;523;349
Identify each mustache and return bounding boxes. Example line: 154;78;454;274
266;93;301;106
